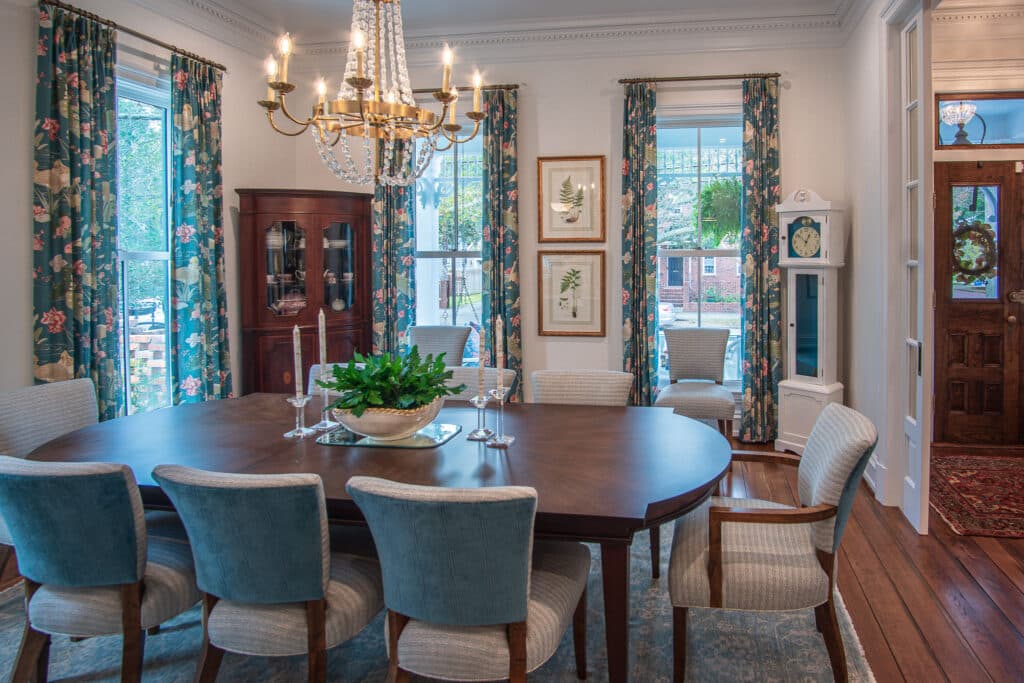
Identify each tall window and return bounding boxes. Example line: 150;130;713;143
656;119;743;389
117;80;172;414
413;125;484;364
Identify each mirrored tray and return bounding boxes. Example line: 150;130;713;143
316;423;462;449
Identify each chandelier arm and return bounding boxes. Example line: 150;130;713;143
267;110;312;137
439;120;482;146
277;94;318;128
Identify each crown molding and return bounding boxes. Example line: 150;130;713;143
933;5;1024;22
128;0;275;56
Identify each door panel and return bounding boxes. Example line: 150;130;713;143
934;162;1023;445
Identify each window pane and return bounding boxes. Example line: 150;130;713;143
266;221;308;316
117;97;167;251
456;134;483;252
951;185;999;300
937;96;1024;147
908;105;919;181
906;25;918;102
125;259;170;414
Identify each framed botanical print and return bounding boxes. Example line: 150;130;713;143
537;156;606;242
538;250;606;337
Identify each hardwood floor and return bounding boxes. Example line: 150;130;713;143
725;452;1024;683
1;452;1021;681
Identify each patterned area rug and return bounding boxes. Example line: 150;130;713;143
0;523;873;682
930;454;1024;537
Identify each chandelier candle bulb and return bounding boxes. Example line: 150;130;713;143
316;78;327;107
473;72;482;112
265;57;278;100
277;33;292;83
442;44;453;93
353;30;365;79
448;93;457;125
292;324;303;398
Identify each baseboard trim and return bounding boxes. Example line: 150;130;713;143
932;443;1024;458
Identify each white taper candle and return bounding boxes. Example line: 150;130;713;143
292;324;303;398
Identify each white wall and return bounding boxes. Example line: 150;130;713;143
294;46;847;400
0;0;293;393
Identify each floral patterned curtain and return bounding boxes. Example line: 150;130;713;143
371;142;416;355
739;77;782;442
481;89;522;401
621;83;658;406
32;4;122;420
169;55;231;403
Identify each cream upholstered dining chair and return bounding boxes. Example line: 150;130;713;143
408;325;472;366
0;457;201;683
445;366;518;401
153;466;383;683
654;327;735;436
0;379;185;549
347;477;590;683
307;362;347;395
530;369;633;407
668;403;877;683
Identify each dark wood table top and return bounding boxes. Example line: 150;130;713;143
28;393;731;542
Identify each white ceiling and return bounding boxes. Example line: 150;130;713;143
222;0;850;44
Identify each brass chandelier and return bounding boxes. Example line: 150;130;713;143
257;0;485;187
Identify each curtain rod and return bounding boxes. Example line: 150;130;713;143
619;73;780;84
412;83;519;94
41;0;226;72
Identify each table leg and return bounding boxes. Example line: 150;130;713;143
601;540;631;683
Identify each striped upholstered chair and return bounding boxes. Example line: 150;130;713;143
530;369;633;406
408;325;472;366
444;366;518;401
654;327;735;436
347;477;590;682
0;457;200;683
668;403;877;682
153;466;383;683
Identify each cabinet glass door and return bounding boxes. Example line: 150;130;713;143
794;272;820;378
323;221;355;314
265;221;307;317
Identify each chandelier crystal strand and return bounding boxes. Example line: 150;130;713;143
259;0;484;186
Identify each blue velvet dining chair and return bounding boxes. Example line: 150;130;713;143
153;466;384;683
346;476;590;682
0;456;200;683
667;403;878;683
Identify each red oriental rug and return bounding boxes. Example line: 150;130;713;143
930;454;1024;537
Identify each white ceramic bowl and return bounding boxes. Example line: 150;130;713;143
333;396;444;441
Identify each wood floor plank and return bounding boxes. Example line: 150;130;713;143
836;548;905;683
975;537;1024;597
878;504;1024;682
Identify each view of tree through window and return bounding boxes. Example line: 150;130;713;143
117;88;172;413
414;127;484;364
657;121;743;388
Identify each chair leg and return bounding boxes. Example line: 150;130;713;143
10;622;50;683
649;526;661;579
672;607;687;683
194;594;224;683
37;632;51;683
306;599;327;683
387;610;411;683
120;582;145;683
507;621;527;683
573;589;587;679
717;419;727;436
816;600;848;683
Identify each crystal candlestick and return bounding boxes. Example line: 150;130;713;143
312;384;340;431
467;394;493;441
284;394;317;438
485;387;515;448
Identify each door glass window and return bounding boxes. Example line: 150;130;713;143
951;185;999;300
266;221;308;315
794;273;820;378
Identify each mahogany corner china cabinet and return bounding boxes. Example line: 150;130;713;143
237;189;372;394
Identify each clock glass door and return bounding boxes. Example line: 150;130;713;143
934;162;1022;447
793;272;820;379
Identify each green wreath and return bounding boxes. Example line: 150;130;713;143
952;221;997;285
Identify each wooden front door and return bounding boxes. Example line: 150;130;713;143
934;161;1023;445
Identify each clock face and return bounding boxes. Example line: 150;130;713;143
788;217;822;258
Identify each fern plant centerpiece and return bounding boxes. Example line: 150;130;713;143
317;347;465;440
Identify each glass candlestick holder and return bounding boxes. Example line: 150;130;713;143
467;394;493;441
312;384;340;431
284;394;317;438
485;387;515;448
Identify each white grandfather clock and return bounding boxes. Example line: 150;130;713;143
775;189;846;454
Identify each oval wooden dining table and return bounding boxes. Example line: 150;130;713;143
28;393;731;682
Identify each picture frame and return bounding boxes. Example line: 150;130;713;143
538;250;606;337
537;156;606;242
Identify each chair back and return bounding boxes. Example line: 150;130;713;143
346;476;536;627
408;326;472;366
444;366;517;401
153;466;329;604
664;328;730;383
531;370;633;406
796;404;878;553
0;457;145;587
0;378;98;458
